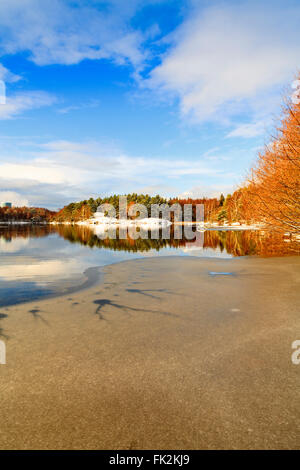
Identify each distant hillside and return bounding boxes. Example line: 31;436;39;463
0;206;57;222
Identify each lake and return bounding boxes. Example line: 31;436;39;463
0;224;299;307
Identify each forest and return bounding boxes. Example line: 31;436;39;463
53;194;168;222
52;193;232;223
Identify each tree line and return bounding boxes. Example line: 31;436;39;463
52;193;233;223
0;206;56;222
53;194;168;222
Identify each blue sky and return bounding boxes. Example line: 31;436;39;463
0;0;299;209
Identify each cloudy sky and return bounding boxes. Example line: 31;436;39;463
0;0;299;209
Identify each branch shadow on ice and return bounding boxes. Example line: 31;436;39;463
28;308;49;325
126;287;177;300
93;298;176;321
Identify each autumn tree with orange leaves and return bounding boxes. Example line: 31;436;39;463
247;76;300;234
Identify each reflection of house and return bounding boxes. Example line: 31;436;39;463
0;202;12;208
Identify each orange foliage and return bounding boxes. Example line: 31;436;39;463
247;76;300;233
0;206;56;222
169;197;220;221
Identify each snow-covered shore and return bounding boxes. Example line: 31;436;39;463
50;210;263;230
51;212;172;229
170;221;265;230
49;219;264;230
2;217;264;231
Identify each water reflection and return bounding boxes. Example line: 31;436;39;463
0;224;299;307
54;224;300;257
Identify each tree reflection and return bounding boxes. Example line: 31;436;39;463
55;225;300;257
0;224;299;257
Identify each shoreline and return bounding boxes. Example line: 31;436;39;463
50;220;265;230
0;250;294;310
0;219;263;229
0;254;244;309
0;219;268;232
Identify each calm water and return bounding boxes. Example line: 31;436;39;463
0;224;299;307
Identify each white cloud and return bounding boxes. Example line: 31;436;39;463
136;184;178;197
57;100;100;114
148;1;300;124
0;91;56;119
0;0;151;67
28;140;221;182
0;191;28;207
179;184;236;199
0;139;233;208
226;120;268;139
0;63;21;83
